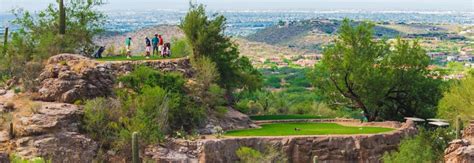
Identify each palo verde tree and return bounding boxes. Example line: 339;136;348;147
438;74;474;123
180;4;262;98
310;19;442;121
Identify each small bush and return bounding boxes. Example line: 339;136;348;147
82;98;123;148
171;39;191;58
236;146;287;163
105;44;116;56
264;76;281;88
383;128;454;163
119;66;185;94
10;154;51;163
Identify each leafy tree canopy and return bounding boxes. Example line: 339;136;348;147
310;19;442;121
438;74;474;122
180;4;262;93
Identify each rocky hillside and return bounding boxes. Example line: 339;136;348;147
95;25;314;65
0;54;255;162
245;19;465;53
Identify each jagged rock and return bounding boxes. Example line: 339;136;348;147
37;54;115;103
444;123;474;162
36;54;193;103
199;107;256;134
445;139;474;163
14;102;82;137
145;139;201;163
13;132;98;163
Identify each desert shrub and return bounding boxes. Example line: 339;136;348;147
264;76;281;88
10;154;51;163
236;146;287;163
167;97;205;131
119;66;205;132
129;86;179;143
119;66;185;94
188;57;226;109
171;39;191;57
383;128;454;163
82;97;124;148
235;99;251;114
105;44;115;56
118;46;127;55
236;147;263;162
21;61;43;92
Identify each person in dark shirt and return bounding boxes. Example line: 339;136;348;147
152;34;159;56
145;36;151;59
94;46;105;58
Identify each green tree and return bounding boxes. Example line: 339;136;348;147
10;0;105;56
438;75;474;122
0;0;106;87
180;4;262;96
383;128;453;163
310;19;442;121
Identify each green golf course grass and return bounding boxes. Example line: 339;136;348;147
249;114;325;121
225;123;394;136
96;55;182;61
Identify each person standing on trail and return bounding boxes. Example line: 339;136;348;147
152;34;159;56
158;35;164;56
125;37;132;59
145;36;151;59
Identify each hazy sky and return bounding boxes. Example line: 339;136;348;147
1;0;473;12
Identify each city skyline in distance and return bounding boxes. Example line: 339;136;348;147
0;0;473;12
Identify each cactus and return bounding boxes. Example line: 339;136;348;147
59;0;66;35
3;27;8;56
456;116;462;139
132;132;139;163
9;122;14;138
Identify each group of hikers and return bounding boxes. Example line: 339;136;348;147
93;33;171;59
125;33;171;59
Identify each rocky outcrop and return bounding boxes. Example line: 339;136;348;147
36;54;192;103
444;121;474;163
36;54;115;103
145;139;202;163
199;108;258;134
13;102;82;137
13;132;98;163
1;102;98;162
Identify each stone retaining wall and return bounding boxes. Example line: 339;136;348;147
150;120;417;163
198;121;416;163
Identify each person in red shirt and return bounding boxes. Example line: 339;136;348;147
158;35;164;56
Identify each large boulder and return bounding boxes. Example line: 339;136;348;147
37;54;115;103
13;132;98;163
13;102;82;137
199;107;258;134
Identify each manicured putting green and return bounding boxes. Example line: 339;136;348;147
249;115;325;121
96;55;182;61
225;123;394;136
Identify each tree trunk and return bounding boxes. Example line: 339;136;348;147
59;0;66;35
